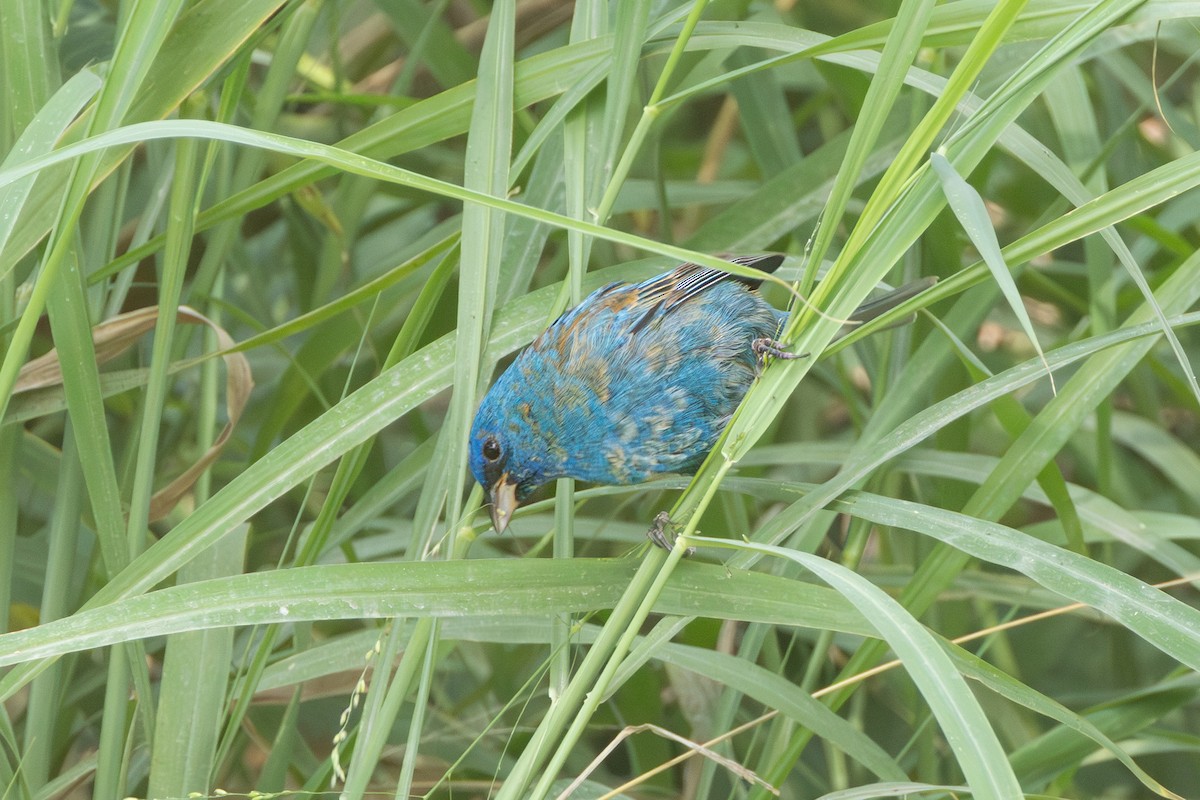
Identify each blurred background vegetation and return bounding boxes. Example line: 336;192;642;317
2;0;1200;798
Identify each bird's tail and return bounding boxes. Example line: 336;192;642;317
839;276;937;336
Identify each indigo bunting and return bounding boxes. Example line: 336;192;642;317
469;254;931;533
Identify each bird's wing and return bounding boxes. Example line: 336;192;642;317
628;253;784;333
538;254;785;344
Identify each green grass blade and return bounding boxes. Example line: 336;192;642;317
0;69;99;270
0;559;873;666
841;493;1200;671
146;527;246;798
687;535;1022;800
931;151;1055;393
802;0;938;291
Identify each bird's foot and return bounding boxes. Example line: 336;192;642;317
647;511;694;555
752;338;809;372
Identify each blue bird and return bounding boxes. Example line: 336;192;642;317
469;254;930;533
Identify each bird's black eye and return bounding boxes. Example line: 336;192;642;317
482;436;502;462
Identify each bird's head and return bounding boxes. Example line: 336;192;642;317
468;392;546;534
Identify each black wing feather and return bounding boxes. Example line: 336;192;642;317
627;253;784;334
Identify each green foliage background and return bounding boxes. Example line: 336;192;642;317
1;0;1200;798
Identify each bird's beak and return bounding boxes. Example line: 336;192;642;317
488;474;519;533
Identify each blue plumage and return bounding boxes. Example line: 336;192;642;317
469;255;786;532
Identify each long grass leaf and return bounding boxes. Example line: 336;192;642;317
687;535;1022;800
931;151;1055;393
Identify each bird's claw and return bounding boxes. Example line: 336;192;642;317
647;511;694;555
752;338;809;372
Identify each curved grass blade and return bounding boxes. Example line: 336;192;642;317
0;560;874;668
686;535;1023;800
838;492;1200;671
931;150;1055;394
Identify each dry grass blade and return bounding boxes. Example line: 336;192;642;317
15;305;252;521
559;722;780;800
